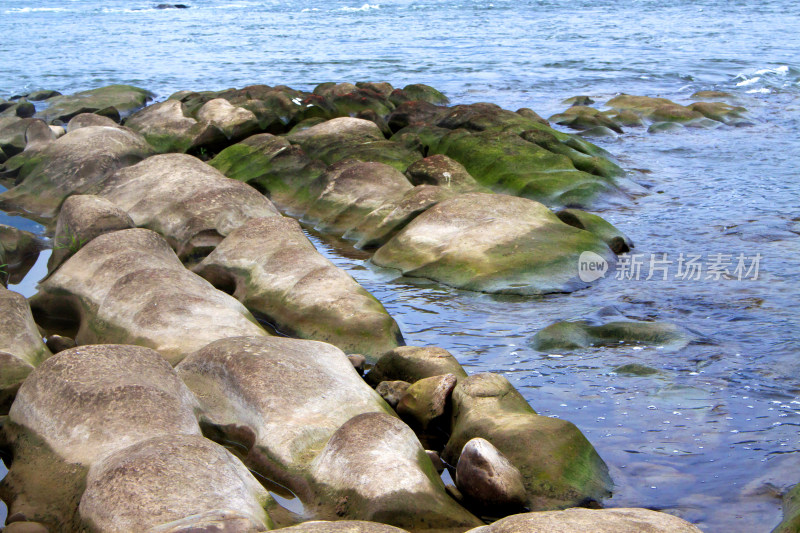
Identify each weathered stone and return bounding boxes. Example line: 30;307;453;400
15;101;36;119
124;99;223;153
531;319;689;351
464;508;703;532
455;438;527;515
404;154;486;193
397;373;458;430
47;195;135;273
773;483;800;533
22;120;56;152
515;108;549;126
195;98;259;140
396;84;450;105
0;117;41;157
193;217;402;358
518;128;624;180
66;113;122;132
372;193;615;295
36;85;153;123
442;373;612;510
79;435;274;533
26;90;61;102
549;106;623;133
348;354;367;373
0;225;46;285
278;521;408;533
44;335;76;354
555;208;632;254
96;154;279;263
0;344;201;531
0;287;52;413
356;82;395;97
30;229;267;365
562;96;595;106
386;100;445;133
375;380;411;408
366;346;468;386
0;126;153;223
3;522;50;533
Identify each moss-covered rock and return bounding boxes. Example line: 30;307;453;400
531;319;689;352
36;84;153;123
773;483;800;533
124;99;224;153
391;84;450;106
193;216;402;358
518;129;623;180
464;508;703;532
404;154;488;193
442;373;612;510
613;363;659;376
396;373;458;431
366;345;468;386
549;105;623;133
555;208;632;254
373;193;615;295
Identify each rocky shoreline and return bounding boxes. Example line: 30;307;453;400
0;81;789;532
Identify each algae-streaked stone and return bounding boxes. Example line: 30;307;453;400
97;153;279;263
398;83;450;105
193;216;402;358
443;373;612;510
555;208;633;254
532;319;689;351
773;483;800;533
30;229;267;365
36;84;153;123
195;97;260;140
125;99;223;153
0;344;201;531
404;154;487;193
464;508;703;533
79;434;275;533
397;373;458;430
613;363;659;376
278;521;409;533
366;345;468;386
373;193;615;295
375;380;411;408
0;224;46;285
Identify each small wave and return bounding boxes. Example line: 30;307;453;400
736;76;760;87
746;88;771;94
339;3;380;12
5;7;69;13
754;65;789;76
301;7;320;12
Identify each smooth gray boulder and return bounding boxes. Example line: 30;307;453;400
0;287;52;413
66;113;122;132
96;153;280;263
177;336;480;529
0;126;153;222
79;434;275;533
125;99;222;153
455;438;527;515
193;216;402;358
195;98;259;140
366;345;468;386
464;508;703;533
0;344;202;531
29;229;268;365
373;193;615;295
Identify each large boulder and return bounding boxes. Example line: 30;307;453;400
372;193;615;295
0;126;153;222
455;438;527;515
79;435;275;533
0;224;46;286
0;344;202;531
47;195;135;273
195;98;260;140
464;508;703;532
442;373;612;510
0;117;42;157
96;153;280;263
29;229;267;365
404;155;487;193
177;336;480;529
0;287;52;413
555;208;632;254
35;84;153;123
193;216;402;358
124;99;223;153
366;345;467;386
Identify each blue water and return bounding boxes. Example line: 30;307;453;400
2;1;800;531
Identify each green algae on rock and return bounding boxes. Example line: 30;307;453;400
366;345;469;386
0;224;46;286
555;208;633;254
531;319;690;352
773;483;800;533
35;84;153;123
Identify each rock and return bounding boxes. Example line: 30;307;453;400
404;154;487;193
209;133;326;213
549;106;623;133
66;113;122;131
3;523;50;533
348;354;367;373
397;373;458;430
442;373;612;510
96;153;279;263
688;101;747;124
0;225;46;285
308;412;482;529
0;344;202;530
193;216;402;358
396;84;450;105
531;319;689;352
15;101;36;119
176;337;479;528
79;434;274;532
124;99;223;153
26;90;61;102
375;380;411;408
0;287;52;413
386;100;445;132
0;126;153;223
29;229;267;365
44;335;76;354
346;184;458;249
356;82;395;97
372;193;615;295
604;93;748;132
302;160;413;236
278;521;408;533
20;120;56;153
0;117;41;156
313;82;359;98
424;130;620;206
195;98;259;140
515;108;549;126
464;508;703;532
562;95;595;106
426;450;445;474
455;438;527;515
366;346;467;386
47;194;135;273
773;483;800;533
35;84;153;123
613;363;659;376
555;208;633;254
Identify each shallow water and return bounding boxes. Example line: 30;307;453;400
2;0;800;531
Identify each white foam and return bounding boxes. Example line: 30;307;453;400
5;7;69;13
754;65;789;76
339;3;380;12
736;76;760;87
746;88;771;94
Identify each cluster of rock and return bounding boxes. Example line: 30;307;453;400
549;92;751;136
0;82;709;532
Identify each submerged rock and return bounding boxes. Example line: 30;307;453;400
193;216;402;358
96;153;279;263
36;84;153;123
0;125;153;222
442;373;612;510
0;344;201;531
0;224;46;286
30;228;267;365
531;319;689;351
177;336;480;529
464;508;703;532
455;438;527;515
79;434;274;533
0;287;52;413
366;345;468;386
372;192;615;295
